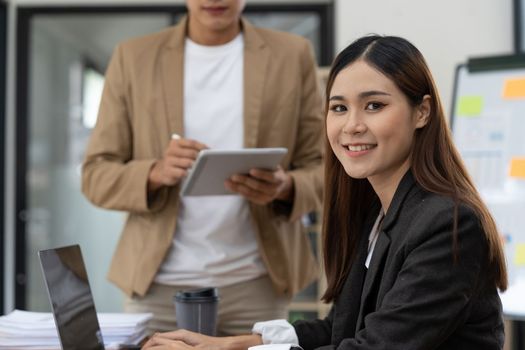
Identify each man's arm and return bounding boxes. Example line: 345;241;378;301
226;39;324;220
278;39;324;221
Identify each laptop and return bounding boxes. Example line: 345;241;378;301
38;244;105;350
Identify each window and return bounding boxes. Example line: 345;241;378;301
515;0;525;52
82;66;105;129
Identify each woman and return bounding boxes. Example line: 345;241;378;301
143;35;507;350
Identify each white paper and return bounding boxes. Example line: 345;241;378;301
0;310;152;349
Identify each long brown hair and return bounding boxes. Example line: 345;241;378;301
321;35;508;302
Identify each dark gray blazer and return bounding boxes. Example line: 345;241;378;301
294;171;504;350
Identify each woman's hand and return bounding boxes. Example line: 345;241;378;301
143;330;223;350
142;330;262;350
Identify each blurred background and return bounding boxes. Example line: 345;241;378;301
1;3;522;346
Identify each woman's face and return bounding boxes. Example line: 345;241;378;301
326;60;429;184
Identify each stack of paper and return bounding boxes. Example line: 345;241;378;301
0;310;152;349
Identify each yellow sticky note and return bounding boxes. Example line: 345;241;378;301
510;158;525;179
503;78;525;99
457;96;483;117
515;244;525;266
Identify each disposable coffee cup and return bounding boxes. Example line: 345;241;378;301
174;287;219;336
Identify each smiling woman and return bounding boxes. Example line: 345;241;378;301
317;35;507;349
143;35;507;350
326;60;430;194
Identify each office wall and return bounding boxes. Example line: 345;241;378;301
335;0;514;118
25;20;128;311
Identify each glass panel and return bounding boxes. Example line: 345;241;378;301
27;13;172;312
245;12;322;63
24;8;327;314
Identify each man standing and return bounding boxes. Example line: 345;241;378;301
82;0;323;335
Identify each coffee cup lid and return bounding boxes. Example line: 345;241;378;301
174;287;219;302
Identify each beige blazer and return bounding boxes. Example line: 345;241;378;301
82;17;324;298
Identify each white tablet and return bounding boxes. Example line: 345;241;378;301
180;148;288;196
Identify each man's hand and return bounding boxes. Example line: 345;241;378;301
148;137;208;193
225;166;294;205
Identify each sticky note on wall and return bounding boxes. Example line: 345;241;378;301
515;244;525;266
510;158;525;179
503;78;525;99
457;96;483;117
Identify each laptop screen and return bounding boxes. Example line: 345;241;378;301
39;244;105;350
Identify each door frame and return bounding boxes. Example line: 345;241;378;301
1;0;8;316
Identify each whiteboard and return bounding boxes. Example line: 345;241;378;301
450;60;525;316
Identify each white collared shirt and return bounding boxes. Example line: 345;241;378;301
366;209;385;268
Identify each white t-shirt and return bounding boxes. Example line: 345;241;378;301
155;34;267;287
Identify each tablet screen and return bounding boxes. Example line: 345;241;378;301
180;148;287;196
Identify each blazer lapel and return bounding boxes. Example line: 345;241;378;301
354;170;415;329
381;170;416;231
355;232;391;329
161;17;186;139
331;232;368;345
332;202;380;344
241;19;269;148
